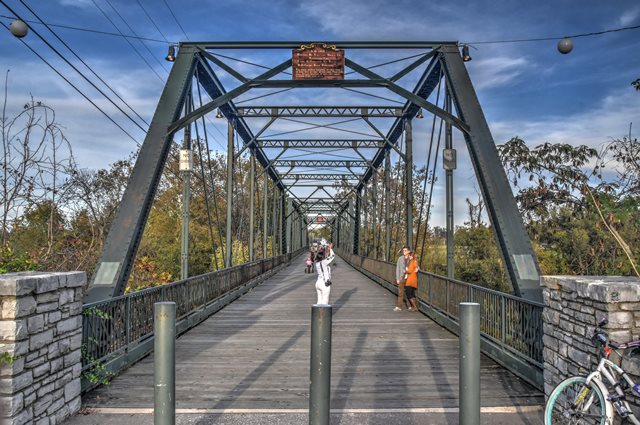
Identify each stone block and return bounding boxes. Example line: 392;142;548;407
0;355;25;377
36;292;59;304
24;355;46;369
0;319;28;342
57;338;70;355
36;303;59;314
69;333;82;351
606;311;634;327
2;296;37;319
0;370;32;392
33;393;52;417
68;301;82;315
10;405;33;425
47;311;61;324
63;349;81;368
46;396;64;415
0;392;24;416
30;329;53;351
63;379;80;402
0;273;41;296
50;358;63;374
68;395;81;415
36;382;55;398
23;389;36;407
34;276;60;294
61;272;86;288
27;314;46;334
35;417;50;425
56;317;81;335
33;362;50;378
71;362;81;379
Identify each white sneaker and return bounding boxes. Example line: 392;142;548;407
408;307;413;311
393;306;401;311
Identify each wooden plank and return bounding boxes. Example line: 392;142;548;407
82;255;543;409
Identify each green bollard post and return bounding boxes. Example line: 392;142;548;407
309;304;332;425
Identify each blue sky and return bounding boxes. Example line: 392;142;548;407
1;0;639;226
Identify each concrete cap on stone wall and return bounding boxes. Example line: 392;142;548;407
0;272;86;296
541;275;640;303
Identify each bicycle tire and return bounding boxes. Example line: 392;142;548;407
545;375;607;425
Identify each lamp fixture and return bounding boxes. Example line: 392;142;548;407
415;109;424;119
165;45;176;62
215;108;224;119
461;45;472;62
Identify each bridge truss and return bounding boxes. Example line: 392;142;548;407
85;41;541;303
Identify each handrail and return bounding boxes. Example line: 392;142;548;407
337;249;544;390
81;248;306;392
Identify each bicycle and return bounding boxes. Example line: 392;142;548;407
545;318;640;424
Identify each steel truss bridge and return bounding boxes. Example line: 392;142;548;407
77;42;546;417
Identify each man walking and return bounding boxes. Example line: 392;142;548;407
394;246;411;311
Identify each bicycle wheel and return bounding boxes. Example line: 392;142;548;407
545;376;607;424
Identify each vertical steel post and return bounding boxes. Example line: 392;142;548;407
362;185;368;256
309;304;332;425
154;302;175;425
249;153;255;262
225;120;234;268
263;175;268;259
405;119;414;249
284;197;290;254
353;191;360;255
180;99;192;281
280;190;286;254
445;91;454;278
272;188;278;256
384;149;391;261
459;302;480;425
372;172;377;259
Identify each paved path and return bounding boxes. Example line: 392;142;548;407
68;255;544;424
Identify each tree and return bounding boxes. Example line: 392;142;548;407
633;78;640;91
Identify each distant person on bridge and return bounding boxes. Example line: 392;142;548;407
405;251;420;312
394;246;411;311
314;244;335;304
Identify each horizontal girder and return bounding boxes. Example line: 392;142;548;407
281;174;362;181
237;106;403;118
273;160;368;168
182;41;456;49
258;139;383;148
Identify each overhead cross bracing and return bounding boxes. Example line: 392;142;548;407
86;40;543;304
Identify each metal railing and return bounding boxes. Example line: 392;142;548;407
81;248;306;392
338;250;544;390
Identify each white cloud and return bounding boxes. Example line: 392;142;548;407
619;7;640;26
58;0;94;8
466;56;529;90
490;88;640;149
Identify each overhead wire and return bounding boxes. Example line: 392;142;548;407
161;0;189;40
102;0;169;74
90;0;165;82
0;21;140;145
15;0;150;129
134;0;170;43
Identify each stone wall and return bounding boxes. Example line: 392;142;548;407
542;276;640;413
0;272;85;425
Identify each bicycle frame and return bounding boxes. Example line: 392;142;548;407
585;357;640;424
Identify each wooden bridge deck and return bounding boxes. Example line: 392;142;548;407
80;254;543;416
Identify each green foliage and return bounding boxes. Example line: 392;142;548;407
81;344;112;386
0;351;17;365
0;245;37;273
633;78;640;91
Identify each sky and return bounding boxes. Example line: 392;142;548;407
1;0;639;227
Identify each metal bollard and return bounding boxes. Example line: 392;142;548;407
459;302;480;425
154;302;176;425
309;304;332;425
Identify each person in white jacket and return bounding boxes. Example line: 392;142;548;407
314;244;335;304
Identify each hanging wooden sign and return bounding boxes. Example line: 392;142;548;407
292;43;344;80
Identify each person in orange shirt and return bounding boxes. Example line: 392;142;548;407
404;251;419;312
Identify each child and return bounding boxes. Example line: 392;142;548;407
305;256;313;273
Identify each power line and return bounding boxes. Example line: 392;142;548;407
0;0;148;135
15;0;149;129
1;21;140;145
161;0;189;40
90;0;165;83
0;13;171;43
134;0;170;43
465;24;640;45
